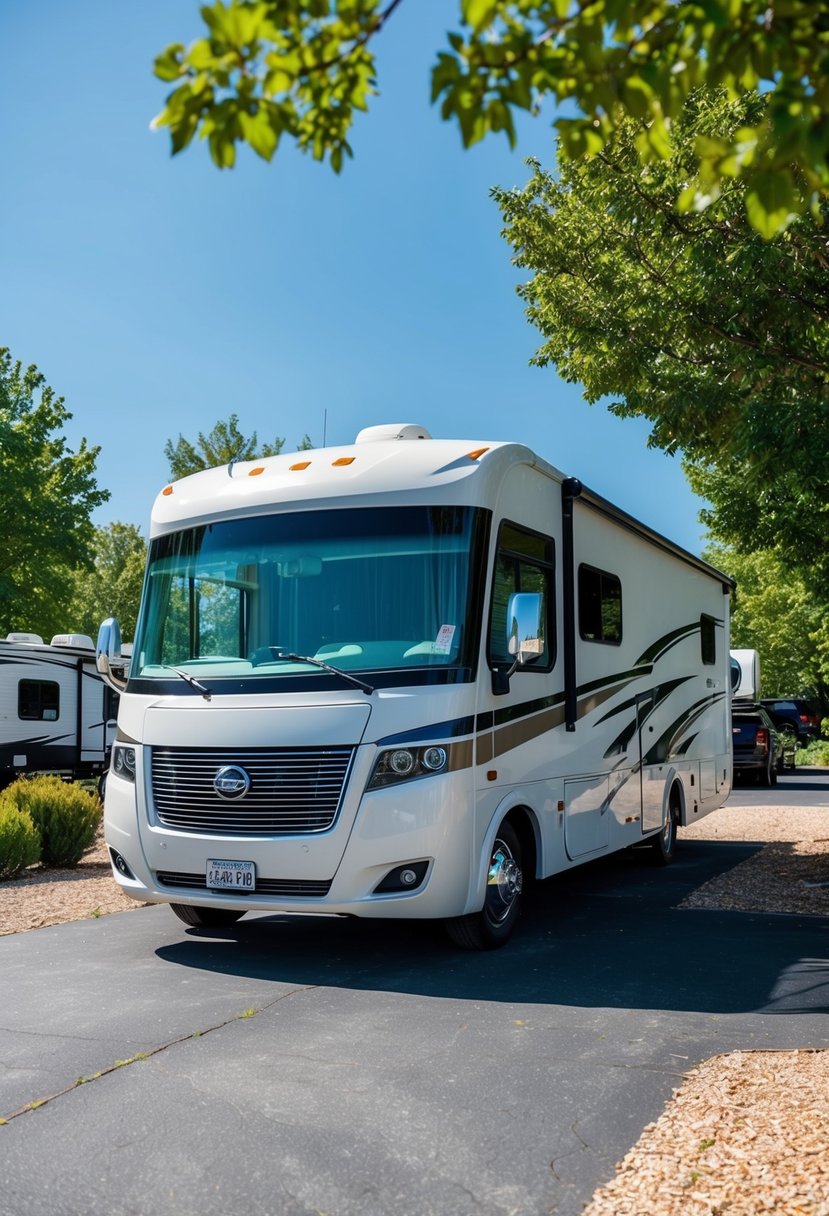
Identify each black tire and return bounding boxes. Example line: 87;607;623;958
758;755;775;788
170;904;247;927
649;792;678;866
444;821;523;950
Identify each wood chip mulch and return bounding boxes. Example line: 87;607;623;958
679;840;829;917
583;1049;829;1216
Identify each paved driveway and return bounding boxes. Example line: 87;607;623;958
2;831;828;1216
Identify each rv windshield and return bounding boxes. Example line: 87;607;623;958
131;506;488;690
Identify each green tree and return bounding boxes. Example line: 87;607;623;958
65;523;147;643
152;1;829;235
0;349;109;639
706;543;829;715
493;90;829;593
164;414;286;479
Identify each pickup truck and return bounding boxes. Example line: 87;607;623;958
732;704;796;786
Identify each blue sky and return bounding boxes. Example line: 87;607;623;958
0;0;708;552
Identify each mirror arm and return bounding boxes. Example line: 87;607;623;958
491;657;519;697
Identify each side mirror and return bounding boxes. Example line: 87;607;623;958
507;592;544;665
492;592;544;696
96;617;128;692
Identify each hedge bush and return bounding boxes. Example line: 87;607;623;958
2;776;101;866
797;740;829;768
0;801;41;880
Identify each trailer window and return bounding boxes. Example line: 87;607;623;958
19;680;60;721
579;566;622;644
488;522;555;669
700;614;716;665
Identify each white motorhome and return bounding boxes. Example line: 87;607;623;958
0;632;119;789
98;424;734;948
730;648;761;702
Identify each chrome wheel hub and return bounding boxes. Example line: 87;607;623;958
485;839;523;924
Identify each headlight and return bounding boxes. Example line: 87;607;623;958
368;745;449;790
111;743;136;783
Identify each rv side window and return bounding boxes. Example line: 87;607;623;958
700;615;716;665
578;565;622;644
488;522;555;670
104;687;120;721
19;680;60;721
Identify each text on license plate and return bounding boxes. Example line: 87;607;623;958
207;859;256;891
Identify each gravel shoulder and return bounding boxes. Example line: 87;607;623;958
2;793;828;1214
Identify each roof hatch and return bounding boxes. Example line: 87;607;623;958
355;423;432;443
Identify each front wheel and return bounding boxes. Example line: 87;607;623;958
170;904;247;928
444;821;523;950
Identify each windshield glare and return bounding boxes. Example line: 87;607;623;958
133;506;485;681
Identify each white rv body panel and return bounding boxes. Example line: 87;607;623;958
0;637;117;784
103;431;733;931
730;648;761;702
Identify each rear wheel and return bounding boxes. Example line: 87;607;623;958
170;904;246;927
650;790;678;865
758;755;776;788
444;821;523;950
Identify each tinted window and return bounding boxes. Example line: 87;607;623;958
700;614;716;665
19;680;59;721
488;522;555;669
578;566;622;644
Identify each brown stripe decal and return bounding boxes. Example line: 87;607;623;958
488;684;624;762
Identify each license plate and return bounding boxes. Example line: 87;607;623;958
206;859;256;891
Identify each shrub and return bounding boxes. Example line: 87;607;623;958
797;740;829;768
0;800;41;880
2;776;101;866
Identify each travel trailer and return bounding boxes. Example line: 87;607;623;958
0;632;119;789
97;424;734;949
730;648;761;701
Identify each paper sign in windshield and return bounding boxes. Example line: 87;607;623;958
434;624;456;655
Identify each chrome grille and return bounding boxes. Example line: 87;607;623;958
150;746;354;834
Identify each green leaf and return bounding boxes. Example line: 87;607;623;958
622;75;654;120
239;108;279;160
745;169;800;238
154;44;185;83
461;0;498;32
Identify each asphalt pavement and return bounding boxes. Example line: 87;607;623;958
1;774;828;1216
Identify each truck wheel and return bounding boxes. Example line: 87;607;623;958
170;904;246;927
758;757;775;788
444;821;523;950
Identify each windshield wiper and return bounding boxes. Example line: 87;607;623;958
273;651;374;696
165;666;213;701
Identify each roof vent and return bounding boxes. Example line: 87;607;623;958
5;632;44;645
51;634;96;650
355;423;432;444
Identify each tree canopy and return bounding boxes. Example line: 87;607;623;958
164;414;287;479
706;542;829;714
494;90;829;594
65;523;147;643
0;349;109;639
153;0;829;234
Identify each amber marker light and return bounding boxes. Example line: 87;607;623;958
332;456;356;467
248;466;265;476
487;770;498;782
466;447;490;460
162;486;174;496
290;461;312;471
